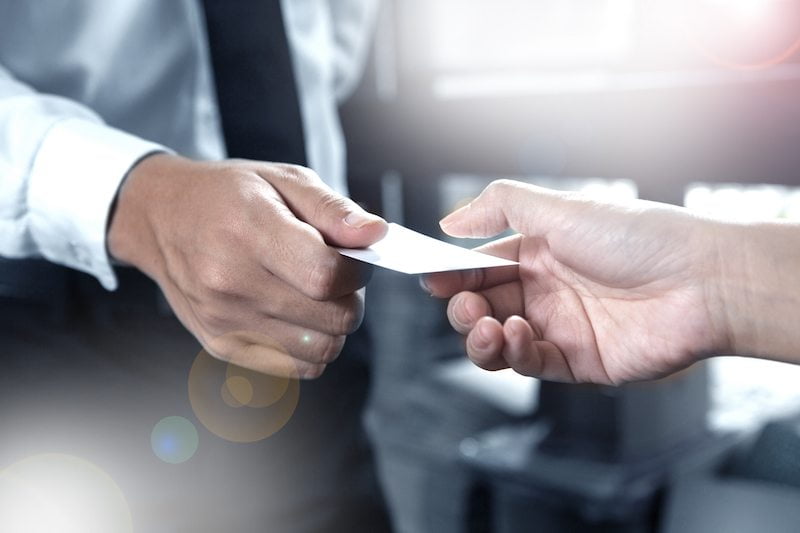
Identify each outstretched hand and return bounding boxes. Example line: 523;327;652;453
423;180;734;384
108;154;387;378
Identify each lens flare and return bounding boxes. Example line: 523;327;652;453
0;453;133;533
151;416;199;464
188;334;300;443
682;0;800;70
221;375;255;407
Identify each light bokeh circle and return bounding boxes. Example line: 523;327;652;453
224;361;291;408
151;416;199;464
221;375;255;407
0;453;133;533
188;334;300;443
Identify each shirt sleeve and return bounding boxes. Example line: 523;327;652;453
0;64;165;290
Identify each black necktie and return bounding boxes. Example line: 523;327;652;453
201;0;307;165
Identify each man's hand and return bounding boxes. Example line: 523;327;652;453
423;180;737;385
108;153;387;378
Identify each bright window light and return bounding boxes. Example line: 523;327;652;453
685;182;800;221
425;0;636;71
703;0;783;20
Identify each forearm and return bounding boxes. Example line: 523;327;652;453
718;221;800;362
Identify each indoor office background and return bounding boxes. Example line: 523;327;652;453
342;1;800;532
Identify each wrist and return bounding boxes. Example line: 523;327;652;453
107;152;175;277
705;220;751;357
713;221;800;361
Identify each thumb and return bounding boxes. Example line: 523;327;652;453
267;165;388;248
439;179;557;238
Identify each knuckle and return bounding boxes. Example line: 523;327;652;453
225;209;256;241
484;179;518;202
197;262;234;295
484;180;504;196
296;165;322;184
282;164;308;183
277;163;321;186
462;269;484;291
316;335;345;364
491;178;516;191
313;192;351;224
334;298;365;335
204;340;234;364
194;302;229;334
305;260;339;300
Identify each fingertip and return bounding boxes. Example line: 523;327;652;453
446;294;471;334
466;316;503;361
447;292;491;334
473;317;498;347
342;211;388;246
502;317;534;363
439;205;471;237
464;292;491;324
504;316;534;346
500;316;546;378
343;209;383;229
419;275;434;296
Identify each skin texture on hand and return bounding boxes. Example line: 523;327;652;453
108;153;387;378
424;179;800;385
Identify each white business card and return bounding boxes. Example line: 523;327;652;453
336;223;518;274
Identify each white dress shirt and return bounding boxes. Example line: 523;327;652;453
0;0;377;290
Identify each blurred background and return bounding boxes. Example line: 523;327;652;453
340;1;800;532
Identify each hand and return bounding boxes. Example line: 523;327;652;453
423;180;735;385
108;153;387;378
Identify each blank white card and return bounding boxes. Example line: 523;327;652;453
336;223;517;274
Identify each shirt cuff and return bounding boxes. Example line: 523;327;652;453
27;118;166;291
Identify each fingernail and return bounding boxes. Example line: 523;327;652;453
473;321;491;350
440;203;469;230
418;276;432;295
439;213;457;230
345;211;381;228
448;298;470;331
508;316;528;338
463;296;482;322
